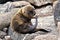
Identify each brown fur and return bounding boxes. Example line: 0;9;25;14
10;5;36;33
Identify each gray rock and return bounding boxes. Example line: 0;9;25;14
54;0;60;26
0;2;12;13
0;31;7;39
54;0;60;21
0;38;2;40
0;8;19;30
21;32;58;40
5;36;12;40
57;22;60;37
11;1;30;8
0;1;30;13
3;28;8;32
53;0;58;9
8;27;26;40
13;0;53;6
34;5;53;17
32;34;58;40
31;16;58;35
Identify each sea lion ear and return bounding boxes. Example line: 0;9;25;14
18;9;25;14
19;9;22;14
21;8;25;14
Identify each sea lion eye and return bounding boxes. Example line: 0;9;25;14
28;11;35;15
30;11;33;13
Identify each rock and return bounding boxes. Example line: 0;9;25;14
0;31;7;39
33;34;57;40
22;34;40;40
8;27;26;40
57;22;60;37
0;8;19;30
5;36;12;40
54;0;60;26
0;1;30;13
54;0;60;21
58;38;60;40
31;16;58;35
21;32;58;40
13;0;54;6
3;28;8;33
34;5;53;17
0;38;2;40
53;0;58;9
11;1;30;8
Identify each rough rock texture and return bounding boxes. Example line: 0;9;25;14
57;22;60;37
54;0;60;40
13;0;55;6
0;1;30;13
11;1;30;7
34;5;53;17
53;1;58;9
8;27;26;40
33;34;58;40
5;36;12;40
31;16;58;35
0;38;2;40
24;0;53;6
54;1;60;22
53;0;60;39
0;9;19;30
0;31;7;39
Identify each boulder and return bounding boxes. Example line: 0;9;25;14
0;1;30;13
57;22;60;37
0;8;19;30
33;34;57;40
0;31;7;39
54;0;60;22
13;0;54;6
31;16;58;35
34;5;53;17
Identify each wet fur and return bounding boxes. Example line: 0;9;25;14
10;5;36;33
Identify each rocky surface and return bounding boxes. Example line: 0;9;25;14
23;0;53;6
34;5;53;17
0;9;19;30
0;0;59;40
33;34;58;40
0;31;7;39
0;1;30;13
13;0;56;6
57;22;60;37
